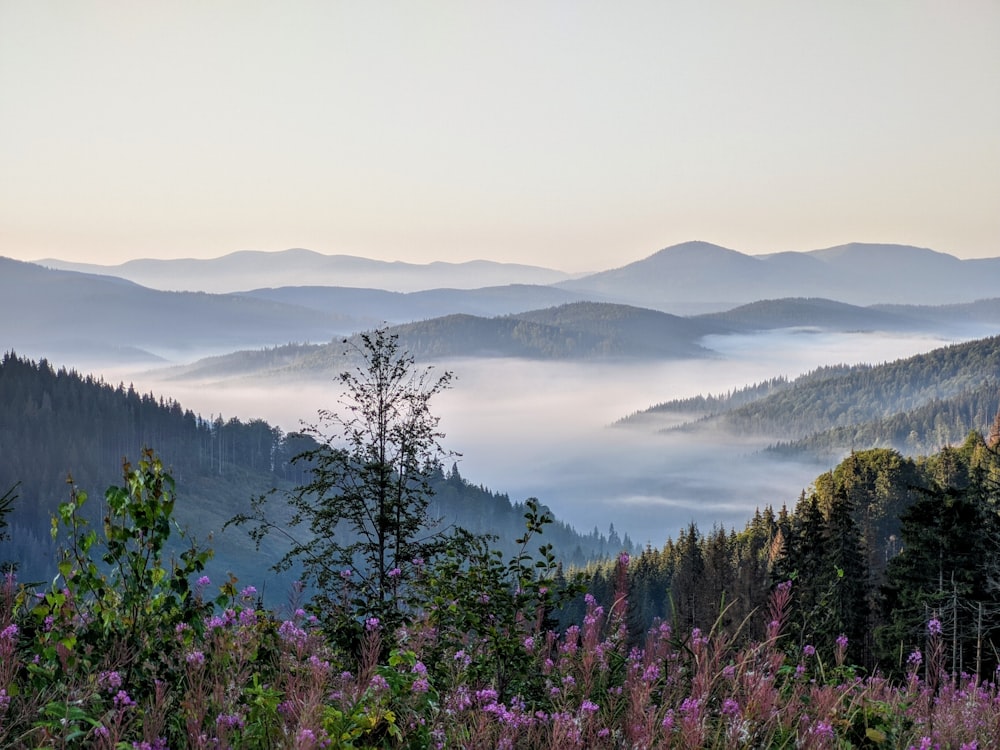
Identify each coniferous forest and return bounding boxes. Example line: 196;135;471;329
3;339;1000;748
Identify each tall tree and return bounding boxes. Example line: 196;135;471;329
877;446;1000;676
231;328;457;635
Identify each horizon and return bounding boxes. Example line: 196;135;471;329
15;238;998;277
2;3;998;272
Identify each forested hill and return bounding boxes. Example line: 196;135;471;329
691;297;921;332
378;302;720;360
161;302;722;380
0;352;624;586
578;438;1000;676
621;335;1000;456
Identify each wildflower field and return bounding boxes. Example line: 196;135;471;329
2;506;999;748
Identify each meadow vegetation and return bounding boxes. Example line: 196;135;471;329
3;332;1000;747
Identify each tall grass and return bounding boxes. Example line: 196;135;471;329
3;559;999;749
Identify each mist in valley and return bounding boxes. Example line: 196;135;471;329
103;326;992;549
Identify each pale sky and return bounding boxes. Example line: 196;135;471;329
1;1;998;272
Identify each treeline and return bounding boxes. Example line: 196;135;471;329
624;335;1000;457
616;375;793;425
0;351;622;583
771;379;1000;458
577;439;1000;677
708;336;1000;440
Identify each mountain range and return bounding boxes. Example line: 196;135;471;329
35;241;1000;310
7;246;1000;371
557;241;1000;310
37;249;575;294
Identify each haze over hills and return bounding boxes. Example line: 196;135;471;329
558;241;1000;310
37;249;575;294
10;251;1000;377
0;257;346;365
10;242;1000;551
692;298;924;333
157;302;722;381
621;334;1000;458
34;241;1000;312
239;283;592;323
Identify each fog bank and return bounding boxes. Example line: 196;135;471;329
119;329;979;547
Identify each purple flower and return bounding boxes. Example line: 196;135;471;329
580;699;600;714
721;698;740;717
907;649;923;668
475;687;498;704
803;644;816;657
100;670;124;691
365;617;380;632
186;650;205;667
928;618;943;636
196;575;211;587
388;567;402;578
812;720;835;739
339;568;352;580
113;690;135;708
836;634;849;650
240;585;257;600
523;636;535;652
618;551;630;566
278;619;307;646
215;713;245;731
412;677;430;693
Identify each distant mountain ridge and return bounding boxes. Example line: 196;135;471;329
35;240;1000;309
37;249;575;294
9;244;1000;373
0;256;346;365
559;241;1000;309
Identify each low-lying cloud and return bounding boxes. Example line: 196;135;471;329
120;328;979;547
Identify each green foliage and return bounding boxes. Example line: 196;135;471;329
31;450;214;693
0;483;17;572
230;327;463;641
418;498;584;701
2;351;620;592
876;441;1000;675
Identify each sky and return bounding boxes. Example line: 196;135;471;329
1;1;998;272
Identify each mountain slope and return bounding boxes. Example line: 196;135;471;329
239;283;591;323
161;302;722;379
693;298;923;332
0;257;353;365
624;335;1000;455
0;353;622;588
